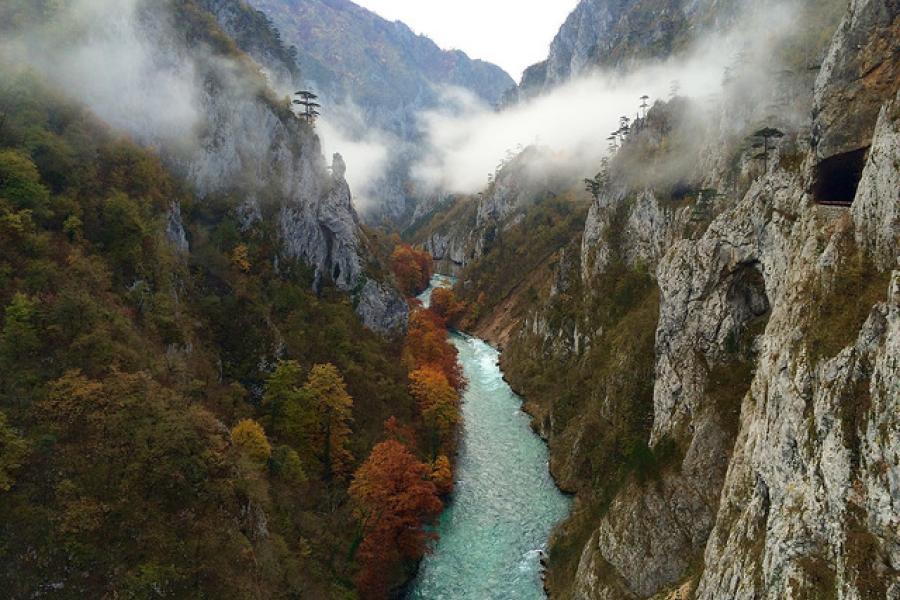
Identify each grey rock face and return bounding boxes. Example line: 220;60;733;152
355;279;410;336
813;0;900;160
165;201;189;252
489;1;899;597
424;230;470;275
851;91;900;271
541;0;634;88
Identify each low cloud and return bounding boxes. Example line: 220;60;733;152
411;1;803;195
315;102;396;213
1;0;201;145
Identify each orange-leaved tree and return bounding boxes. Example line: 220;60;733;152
428;287;467;328
403;308;464;392
408;366;460;458
390;244;432;296
349;439;442;599
430;454;453;496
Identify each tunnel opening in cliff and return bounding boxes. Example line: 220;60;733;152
812;147;868;206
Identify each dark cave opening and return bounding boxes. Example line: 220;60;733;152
812;147;868;206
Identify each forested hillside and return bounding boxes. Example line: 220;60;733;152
0;1;461;597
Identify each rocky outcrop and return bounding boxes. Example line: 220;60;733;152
462;0;899;598
162;2;408;335
278;152;362;289
246;0;515;221
812;0;899;161
355;279;410;335
165;201;190;252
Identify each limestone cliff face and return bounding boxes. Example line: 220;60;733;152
419;147;575;274
162;1;408;335
511;0;740;100
494;0;899;597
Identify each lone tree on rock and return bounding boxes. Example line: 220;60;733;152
293;90;321;125
751;127;784;172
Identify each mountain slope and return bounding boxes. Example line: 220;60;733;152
417;0;899;598
510;0;844;101
0;0;441;596
245;0;515;220
249;0;513;132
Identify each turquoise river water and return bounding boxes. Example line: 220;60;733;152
408;276;571;600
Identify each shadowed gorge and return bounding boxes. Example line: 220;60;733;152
409;277;571;599
0;0;897;598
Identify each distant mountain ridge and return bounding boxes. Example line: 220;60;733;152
249;0;513;129
510;0;744;101
246;0;515;221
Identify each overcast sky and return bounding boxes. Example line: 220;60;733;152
352;0;581;80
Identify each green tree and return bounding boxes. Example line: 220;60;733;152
264;359;306;431
270;445;307;485
0;410;28;491
0;150;50;219
1;292;40;371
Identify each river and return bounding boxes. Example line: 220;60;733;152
408;275;571;600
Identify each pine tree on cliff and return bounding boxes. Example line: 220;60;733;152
293;90;321;125
751;127;784;173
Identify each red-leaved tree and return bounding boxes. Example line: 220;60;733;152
403;309;465;392
390;244;433;296
349;439;443;599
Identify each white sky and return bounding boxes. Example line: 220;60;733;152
352;0;581;81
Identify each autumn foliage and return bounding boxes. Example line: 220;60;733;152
390;244;433;296
348;282;467;597
403;308;465;392
430;454;454;496
428;287;467;328
349;439;443;599
304;364;355;481
409;365;460;458
231;419;272;463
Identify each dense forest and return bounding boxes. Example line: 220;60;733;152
3;0;896;598
0;4;464;598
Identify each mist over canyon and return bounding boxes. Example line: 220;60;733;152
0;0;896;599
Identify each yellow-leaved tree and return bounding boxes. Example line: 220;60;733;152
430;454;453;496
231;419;272;464
304;363;354;481
408;366;460;458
